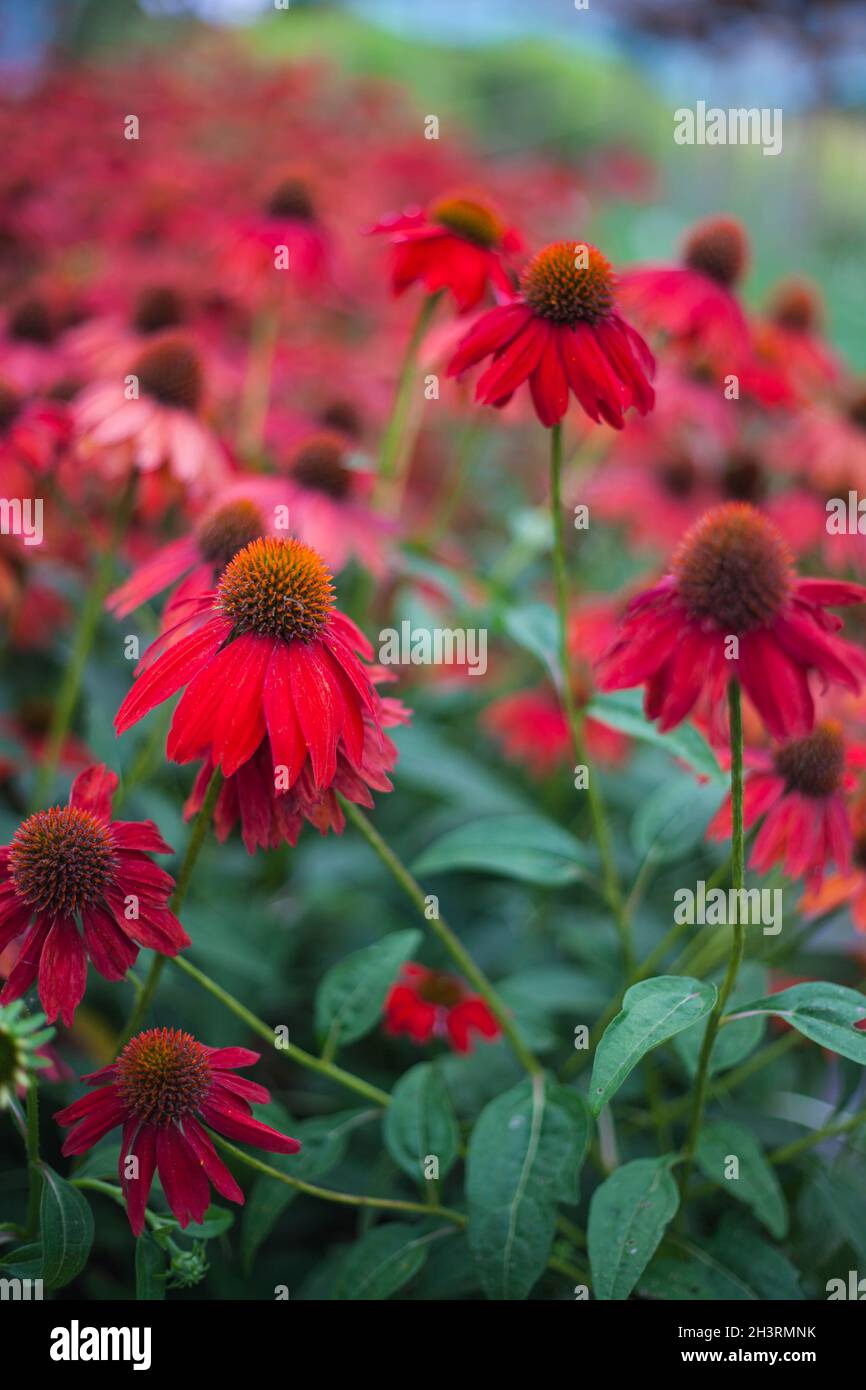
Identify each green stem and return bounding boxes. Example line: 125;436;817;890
376;291;441;498
171;955;391;1108
213;1137;462;1222
339;796;542;1076
32;476;136;810
71;1177;161;1231
24;1078;41;1237
769;1108;866;1166
117;768;223;1046
548;422;633;971
680;681;746;1195
237;303;280;459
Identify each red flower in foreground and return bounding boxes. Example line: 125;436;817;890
447;239;654;428
384;963;500;1053
115;536;383;790
369;194;521;312
707;722;859;888
617;215;751;363
56;1028;300;1235
0;765;188;1026
596;503;866;741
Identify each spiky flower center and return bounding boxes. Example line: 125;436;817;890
521;241;615;325
266;178;315;221
291;434;352;499
773;722;845;799
660;452;697;498
768;278;820;334
9;806;115;917
722;450;767;504
430;196;504;249
0;381;21;432
672;503;792;633
683;216;748;287
131;338;202;412
132;285;185;335
415;970;464;1008
9;296;56;345
318;398;363;440
218;536;334;642
196;499;264;572
115;1028;212;1125
847;385;866;434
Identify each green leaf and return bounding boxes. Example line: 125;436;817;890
588;1157;680;1300
586;689;723;782
674;963;766;1078
729;982;866;1063
315;929;420;1047
332;1222;433;1300
413;813;593;887
40;1164;94;1290
502;602;561;685
241;1109;369;1273
590;976;717;1114
135;1234;167;1301
702;1215;803;1299
384;1063;460;1183
187;1206;234;1239
631;777;724;865
695;1120;788;1239
0;1243;43;1280
466;1075;591;1300
72;1140;124;1181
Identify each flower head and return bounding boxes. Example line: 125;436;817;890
369;193;521;312
0;1000;55;1109
115;536;391;794
55;1027;300;1235
0;765;188;1025
596;503;866;740
447;238;654;428
384;963;500;1053
707;721;859;887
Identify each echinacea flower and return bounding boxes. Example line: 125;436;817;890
369;194;521;313
184;679;408;853
108;494;266;620
0;765;188;1026
446;239;654;428
55;1027;300;1235
617;215;751;364
384;963;500;1053
801;806;866;933
0;1000;55;1109
73;333;230;497
274;432;392;574
595;503;866;741
114;536;383;792
707;721;860;887
223;175;329;297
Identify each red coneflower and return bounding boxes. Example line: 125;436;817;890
273;432;392;575
223;175;329;298
446;239;654;428
595;503;866;741
707;722;862;887
108;494;267;619
801;803;866;932
73;333;230;498
617;214;751;363
0;765;188;1026
369;194;521;313
55;1027;300;1235
184;680;409;853
115;536;383;790
384;962;500;1054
